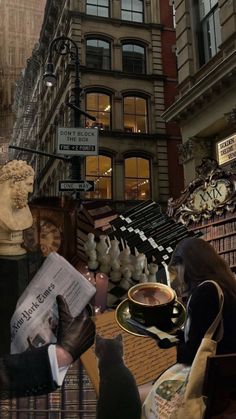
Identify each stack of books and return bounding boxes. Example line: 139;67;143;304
76;201;117;261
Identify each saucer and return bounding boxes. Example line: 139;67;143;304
115;299;186;338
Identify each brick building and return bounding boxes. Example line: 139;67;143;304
12;0;183;208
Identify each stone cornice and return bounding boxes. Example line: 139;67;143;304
162;50;236;123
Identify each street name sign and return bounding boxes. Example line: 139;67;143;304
59;180;95;192
57;127;98;156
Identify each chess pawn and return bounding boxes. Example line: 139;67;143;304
87;249;99;271
139;272;148;283
132;253;146;281
120;267;133;290
96;235;109;262
99;253;111;275
148;262;158;282
108;239;120;260
84;233;97;256
119;245;131;265
110;259;121;283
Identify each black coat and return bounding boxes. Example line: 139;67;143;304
177;281;236;364
0;345;57;398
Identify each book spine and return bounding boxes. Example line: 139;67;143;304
61;361;81;418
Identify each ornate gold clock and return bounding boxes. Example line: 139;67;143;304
23;196;78;262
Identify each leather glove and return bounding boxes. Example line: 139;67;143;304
56;295;95;361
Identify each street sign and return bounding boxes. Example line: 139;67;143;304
57;127;98;156
58;180;95;192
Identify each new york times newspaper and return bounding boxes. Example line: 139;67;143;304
10;252;96;354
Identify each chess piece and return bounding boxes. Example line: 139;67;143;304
84;233;97;256
96;235;109;263
108;239;120;260
110;259;121;283
132;253;146;282
120;267;133;290
148;262;158;282
87;249;99;271
99;253;111;275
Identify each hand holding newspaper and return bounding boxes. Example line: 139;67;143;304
10;252;96;354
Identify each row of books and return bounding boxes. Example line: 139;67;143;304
195;222;236;240
109;200;200;265
0;363;97;418
221;251;236;268
210;236;236;253
76;201;117;261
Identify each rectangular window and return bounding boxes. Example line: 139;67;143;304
86;0;109;17
198;1;221;65
121;0;143;22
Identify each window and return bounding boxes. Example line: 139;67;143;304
122;44;145;73
198;0;221;65
121;0;143;22
86;39;111;70
86;0;109;17
123;96;147;133
86;92;111;130
125;157;150;200
85;155;112;199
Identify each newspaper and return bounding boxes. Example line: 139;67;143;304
10;252;96;354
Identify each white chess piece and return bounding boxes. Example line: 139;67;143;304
99;253;111;275
110;259;121;283
84;232;96;256
132;253;146;281
87;249;99;271
108;239;120;260
96;235;109;263
120;267;133;290
148;262;158;282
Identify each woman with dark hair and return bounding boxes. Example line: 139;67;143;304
168;237;236;365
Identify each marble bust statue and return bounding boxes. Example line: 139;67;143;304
0;160;34;256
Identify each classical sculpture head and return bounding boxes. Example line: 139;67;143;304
0;160;35;255
0;160;34;210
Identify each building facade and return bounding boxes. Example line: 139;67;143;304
163;0;236;184
12;0;183;209
0;0;46;147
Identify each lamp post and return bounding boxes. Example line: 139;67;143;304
43;36;96;195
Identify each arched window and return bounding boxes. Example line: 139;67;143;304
85;155;112;199
86;92;111;130
125;157;150;200
123;96;148;133
86;39;111;70
86;0;109;17
122;44;145;73
121;0;143;22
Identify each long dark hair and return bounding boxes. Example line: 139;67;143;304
168;237;236;298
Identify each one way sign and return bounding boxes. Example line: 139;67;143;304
59;180;95;192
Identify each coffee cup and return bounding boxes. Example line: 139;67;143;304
127;282;181;330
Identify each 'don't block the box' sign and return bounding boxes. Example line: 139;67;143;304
217;134;236;166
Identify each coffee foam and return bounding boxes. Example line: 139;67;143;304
131;286;173;306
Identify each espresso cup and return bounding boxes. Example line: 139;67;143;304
127;282;181;330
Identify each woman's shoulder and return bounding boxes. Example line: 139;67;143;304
190;281;219;305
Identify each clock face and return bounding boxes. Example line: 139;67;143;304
192;180;229;211
23;218;62;256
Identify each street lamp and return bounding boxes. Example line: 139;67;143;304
43;36;96;192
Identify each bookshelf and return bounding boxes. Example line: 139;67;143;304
188;211;236;274
167;158;236;277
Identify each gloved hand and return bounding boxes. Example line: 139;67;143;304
56;295;95;361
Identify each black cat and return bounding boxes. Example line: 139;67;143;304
95;334;142;419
